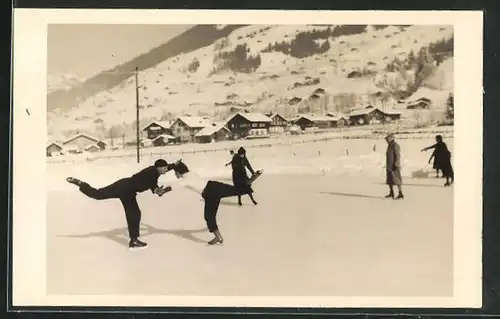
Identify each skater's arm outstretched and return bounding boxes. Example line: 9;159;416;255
421;143;437;152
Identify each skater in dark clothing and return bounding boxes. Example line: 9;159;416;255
172;160;261;245
421;135;454;186
66;159;181;249
231;147;258;206
201;180;240;244
385;133;404;200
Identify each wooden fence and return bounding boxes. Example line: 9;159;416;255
47;127;454;165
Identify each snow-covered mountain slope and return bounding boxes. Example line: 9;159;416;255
47;24;453;139
47;73;84;93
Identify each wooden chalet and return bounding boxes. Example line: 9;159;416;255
84;144;101;153
195;123;231;143
151;134;177;147
169;116;210;143
46;142;63;157
266;112;289;133
325;113;349;127
347;105;401;125
225;112;272;139
382;108;403;121
406;97;432;109
142;120;173;140
62;133;107;152
292;115;340;130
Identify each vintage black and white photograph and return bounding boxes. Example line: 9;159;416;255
12;9;483;308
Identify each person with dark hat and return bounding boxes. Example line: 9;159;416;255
65;159;181;249
385;133;404;200
421;135;454;186
231;146;258;206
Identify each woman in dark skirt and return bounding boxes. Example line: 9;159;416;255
421;135;454;186
231;147;258;206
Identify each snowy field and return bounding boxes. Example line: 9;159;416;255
46;137;454;297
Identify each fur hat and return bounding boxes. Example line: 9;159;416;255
237;147;246;155
173;160;190;175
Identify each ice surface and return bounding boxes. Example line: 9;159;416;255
46;138;454;297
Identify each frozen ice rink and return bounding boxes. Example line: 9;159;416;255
47;171;453;297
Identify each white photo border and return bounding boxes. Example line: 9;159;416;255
12;9;483;308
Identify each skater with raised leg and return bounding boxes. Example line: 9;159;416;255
385;133;404;200
231;147;258;206
66;159;179;249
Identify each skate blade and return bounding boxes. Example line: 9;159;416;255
129;246;148;250
207;240;223;246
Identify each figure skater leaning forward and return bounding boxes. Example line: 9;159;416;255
170;160;263;245
66;159;185;249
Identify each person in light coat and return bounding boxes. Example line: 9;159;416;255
385;133;404;200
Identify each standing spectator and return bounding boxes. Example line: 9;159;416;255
385;133;404;200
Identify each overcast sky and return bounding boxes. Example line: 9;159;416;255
47;24;194;80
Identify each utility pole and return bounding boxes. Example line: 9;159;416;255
135;67;140;163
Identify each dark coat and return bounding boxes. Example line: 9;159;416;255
79;166;160;200
202;180;240;233
386;141;402;185
231;154;256;195
425;142;453;177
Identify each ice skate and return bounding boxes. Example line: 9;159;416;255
208;230;223;245
395;192;404;200
66;177;83;187
129;238;148;249
385;192;394;199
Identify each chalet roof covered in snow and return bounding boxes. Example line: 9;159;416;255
348;106;379;116
267;112;288;121
405;87;450;106
296;114;339;122
348;105;401;117
46;141;64;149
63;133;106;145
325;113;349;120
141;120;172;131
195;123;230;137
235;112;272;122
174;116;210;128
